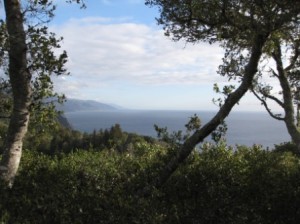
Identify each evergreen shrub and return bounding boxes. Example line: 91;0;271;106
0;143;300;223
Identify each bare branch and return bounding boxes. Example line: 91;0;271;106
252;89;284;121
264;93;285;108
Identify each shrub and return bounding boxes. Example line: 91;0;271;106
1;144;300;223
273;142;300;156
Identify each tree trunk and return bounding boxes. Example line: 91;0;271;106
272;44;300;150
0;0;32;186
297;103;300;129
140;34;267;196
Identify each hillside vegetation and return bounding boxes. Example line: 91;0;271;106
1;125;300;223
1;1;300;222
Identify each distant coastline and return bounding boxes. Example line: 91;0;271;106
64;109;290;148
56;98;119;113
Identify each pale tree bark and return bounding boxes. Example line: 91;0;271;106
140;34;267;196
0;0;32;186
251;43;300;150
272;44;300;150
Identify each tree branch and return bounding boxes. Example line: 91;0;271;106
252;89;284;121
272;42;300;146
138;34;267;197
270;68;279;78
263;92;285;108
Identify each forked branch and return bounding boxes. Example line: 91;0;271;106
252;89;284;120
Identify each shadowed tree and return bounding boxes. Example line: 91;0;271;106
251;36;300;150
0;0;32;186
0;0;85;187
141;0;300;194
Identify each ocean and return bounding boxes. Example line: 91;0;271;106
64;110;291;148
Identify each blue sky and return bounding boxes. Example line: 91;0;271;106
2;0;281;111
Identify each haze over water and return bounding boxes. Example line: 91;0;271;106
65;110;290;148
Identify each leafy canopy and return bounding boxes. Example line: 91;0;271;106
0;0;85;132
146;0;300;45
146;0;300;81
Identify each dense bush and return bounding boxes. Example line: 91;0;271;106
273;142;300;156
1;143;300;223
164;144;300;223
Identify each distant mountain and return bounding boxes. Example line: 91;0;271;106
56;99;119;113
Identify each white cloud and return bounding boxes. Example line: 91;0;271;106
52;16;284;111
51;16;225;99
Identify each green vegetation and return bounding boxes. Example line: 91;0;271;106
141;0;300;192
1;1;300;222
1;139;300;223
26;123;155;155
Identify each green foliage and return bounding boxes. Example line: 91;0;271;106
22;123;156;155
1;144;300;223
0;0;76;150
211;120;228;143
0;122;7;152
154;114;201;148
146;0;300;148
0;145;167;224
146;0;300;49
185;114;201;133
274;142;300;157
212;83;236;107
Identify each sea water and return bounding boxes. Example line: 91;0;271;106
64;110;290;148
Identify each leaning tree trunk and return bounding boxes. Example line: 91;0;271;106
140;34;267;196
0;0;32;186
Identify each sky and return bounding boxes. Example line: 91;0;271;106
1;0;282;111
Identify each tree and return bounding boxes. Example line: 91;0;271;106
141;0;300;194
0;0;33;187
0;0;85;187
251;36;300;149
